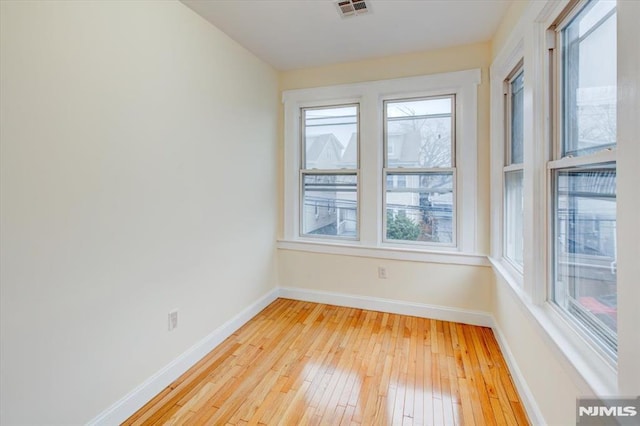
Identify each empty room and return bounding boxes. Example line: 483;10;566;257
1;0;638;425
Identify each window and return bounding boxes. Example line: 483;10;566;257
301;105;359;239
550;0;617;357
384;96;455;245
504;66;524;269
282;70;480;258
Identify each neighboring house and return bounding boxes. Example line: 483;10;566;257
386;130;453;243
303;128;454;241
386;130;421;168
304;133;344;169
303;134;357;236
339;132;357;169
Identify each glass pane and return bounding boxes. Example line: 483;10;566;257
302;174;357;237
386;97;453;168
562;0;616;157
553;167;617;353
303;105;358;169
510;71;524;164
385;172;453;244
504;170;524;268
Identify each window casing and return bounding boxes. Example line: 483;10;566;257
549;0;617;359
504;65;525;271
282;70;481;259
489;0;639;400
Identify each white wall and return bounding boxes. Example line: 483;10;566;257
0;1;279;424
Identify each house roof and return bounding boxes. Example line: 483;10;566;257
305;134;344;165
340;133;358;165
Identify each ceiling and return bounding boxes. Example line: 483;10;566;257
181;0;512;71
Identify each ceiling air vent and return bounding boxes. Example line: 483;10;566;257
335;0;371;18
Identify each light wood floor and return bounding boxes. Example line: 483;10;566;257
124;298;529;425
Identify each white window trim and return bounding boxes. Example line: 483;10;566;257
547;0;618;363
382;94;457;248
490;37;526;287
283;69;481;261
490;0;620;398
299;103;361;241
503;63;525;274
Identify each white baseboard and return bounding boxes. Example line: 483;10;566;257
87;288;280;426
278;286;494;328
490;319;547;425
279;286;545;425
88;286;544;426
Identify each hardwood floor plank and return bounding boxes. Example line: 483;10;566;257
462;325;497;426
124;299;530;426
457;377;477;426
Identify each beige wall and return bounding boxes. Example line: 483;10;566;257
280;250;493;312
491;0;529;60
493;275;583;425
0;1;279;424
277;43;493;312
2;0;635;424
279;42;492;254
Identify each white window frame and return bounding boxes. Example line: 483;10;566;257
382;94;457;247
299;103;360;241
490;38;526;287
503;63;525;273
546;0;618;361
282;70;482;264
490;0;624;399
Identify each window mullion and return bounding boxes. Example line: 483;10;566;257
358;91;379;246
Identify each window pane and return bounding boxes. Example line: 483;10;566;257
553;167;617;353
386;97;453;168
385;172;453;244
303;105;358;169
302;174;357;237
510;71;524;164
562;0;616;157
504;170;524;268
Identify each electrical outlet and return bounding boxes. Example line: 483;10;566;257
168;310;178;331
378;266;387;279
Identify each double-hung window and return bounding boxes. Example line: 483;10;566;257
504;66;524;270
383;96;455;245
300;105;359;239
283;69;480;258
549;0;617;357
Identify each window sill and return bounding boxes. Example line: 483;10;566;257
490;257;617;397
491;257;524;290
277;239;490;267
